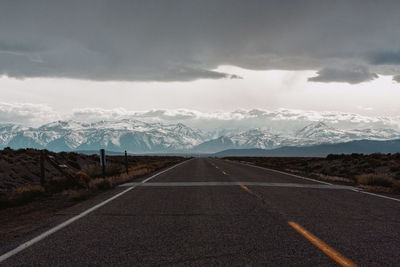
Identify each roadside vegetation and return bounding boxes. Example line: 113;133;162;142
225;153;400;192
0;148;185;209
0;148;185;243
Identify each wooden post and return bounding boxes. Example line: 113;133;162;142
40;150;45;186
100;149;106;178
125;150;129;174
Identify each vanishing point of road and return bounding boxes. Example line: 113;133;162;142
1;158;400;266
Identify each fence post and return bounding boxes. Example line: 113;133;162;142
100;149;106;178
125;150;129;174
40;150;45;186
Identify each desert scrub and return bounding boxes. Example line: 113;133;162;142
46;173;89;193
67;190;91;201
82;163;122;178
356;173;394;187
88;178;113;191
74;171;91;188
83;164;103;177
393;180;400;191
0;185;45;208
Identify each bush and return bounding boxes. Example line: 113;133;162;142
326;154;345;160
356;173;393;187
83;164;103;177
67;160;81;170
46;176;73;193
89;178;113;191
82;163;122;178
74;171;91;188
68;190;91;201
0;185;45;208
46;173;89;192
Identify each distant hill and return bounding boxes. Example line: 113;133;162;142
213;139;400;157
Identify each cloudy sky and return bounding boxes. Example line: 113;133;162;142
1;0;400;128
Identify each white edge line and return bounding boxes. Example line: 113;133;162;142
359;191;400;202
0;159;191;263
224;159;332;185
225;159;400;203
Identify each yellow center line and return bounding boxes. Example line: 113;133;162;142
288;222;357;267
240;185;250;192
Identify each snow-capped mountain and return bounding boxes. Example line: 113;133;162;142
295;122;400;144
1;120;400;153
194;122;400;153
0;119;206;152
194;129;298;153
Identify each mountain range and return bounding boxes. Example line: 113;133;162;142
1;120;400;154
214;139;400;157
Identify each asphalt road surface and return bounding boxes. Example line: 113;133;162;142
1;158;400;266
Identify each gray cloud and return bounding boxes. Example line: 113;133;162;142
1;0;400;81
393;75;400;83
369;52;400;65
308;66;378;84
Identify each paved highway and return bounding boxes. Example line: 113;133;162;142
1;158;400;266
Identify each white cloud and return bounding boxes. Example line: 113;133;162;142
0;102;60;126
69;107;400;132
1;102;399;133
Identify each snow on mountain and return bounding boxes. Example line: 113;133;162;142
0;120;206;152
295;122;400;144
295;122;349;142
195;129;297;153
0;124;25;146
1;120;400;153
194;122;400;153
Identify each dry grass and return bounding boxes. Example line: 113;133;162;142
0;185;45;208
227;154;400;192
67;190;91;201
75;171;91;188
356;173;394;187
393;180;400;191
66;159;182;201
88;178;113;191
82;163;122;178
0;150;184;206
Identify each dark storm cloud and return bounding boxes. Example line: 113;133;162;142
0;0;400;82
308;66;378;84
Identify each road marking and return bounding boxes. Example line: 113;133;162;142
225;160;332;185
358;191;400;203
240;185;251;192
225;160;400;204
288;222;357;267
119;181;358;190
0;159;192;263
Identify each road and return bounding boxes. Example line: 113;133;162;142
1;158;400;266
